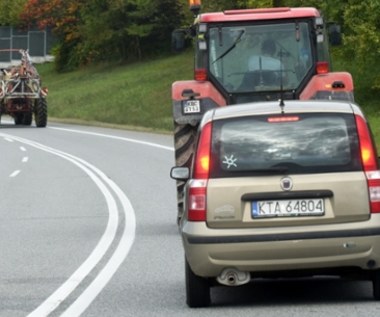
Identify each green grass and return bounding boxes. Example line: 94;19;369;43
37;50;194;132
37;50;379;149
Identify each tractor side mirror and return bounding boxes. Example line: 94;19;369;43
328;23;342;46
171;29;187;52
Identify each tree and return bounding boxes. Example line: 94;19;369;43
0;0;27;25
20;0;185;69
20;0;85;71
79;0;185;63
343;0;380;90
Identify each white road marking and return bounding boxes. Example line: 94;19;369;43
20;146;27;152
9;170;21;177
61;165;135;317
0;133;136;317
49;126;174;151
4;137;14;142
22;156;29;163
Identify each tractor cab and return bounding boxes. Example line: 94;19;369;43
190;7;344;104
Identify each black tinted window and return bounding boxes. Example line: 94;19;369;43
211;113;361;177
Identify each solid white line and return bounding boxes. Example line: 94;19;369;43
0;133;136;317
9;170;20;177
49;126;174;152
8;136;120;317
61;157;136;316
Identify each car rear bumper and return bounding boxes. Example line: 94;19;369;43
181;215;380;278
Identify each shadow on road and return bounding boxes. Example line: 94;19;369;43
211;277;374;307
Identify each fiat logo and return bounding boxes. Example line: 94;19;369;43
280;177;293;191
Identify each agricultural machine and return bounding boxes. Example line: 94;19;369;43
0;49;48;127
171;0;354;222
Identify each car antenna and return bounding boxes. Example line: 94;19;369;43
279;96;285;114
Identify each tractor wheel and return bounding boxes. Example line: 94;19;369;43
22;112;33;126
34;98;48;128
174;122;198;225
14;114;23;125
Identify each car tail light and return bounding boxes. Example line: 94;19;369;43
193;122;212;179
188;122;212;221
355;115;380;213
188;179;207;221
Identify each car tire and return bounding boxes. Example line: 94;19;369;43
373;270;380;300
185;257;211;308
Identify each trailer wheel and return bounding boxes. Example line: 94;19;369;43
174;122;198;224
14;114;23;125
22;112;33;126
34;98;48;128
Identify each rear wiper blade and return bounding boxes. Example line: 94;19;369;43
212;30;245;64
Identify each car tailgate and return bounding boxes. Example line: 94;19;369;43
206;172;370;229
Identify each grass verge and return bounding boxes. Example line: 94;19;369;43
37;50;194;132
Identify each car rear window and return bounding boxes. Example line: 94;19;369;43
210;113;362;177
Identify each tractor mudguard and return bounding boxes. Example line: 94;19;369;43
172;80;226;126
300;71;354;101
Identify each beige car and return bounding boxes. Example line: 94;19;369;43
171;100;380;307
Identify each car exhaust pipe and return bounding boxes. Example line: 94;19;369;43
217;268;250;286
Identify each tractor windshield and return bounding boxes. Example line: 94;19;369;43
208;22;313;94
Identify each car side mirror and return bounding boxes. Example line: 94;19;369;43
170;167;190;181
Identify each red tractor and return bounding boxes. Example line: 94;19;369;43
172;0;354;222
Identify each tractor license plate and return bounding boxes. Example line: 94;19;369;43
252;198;325;218
183;100;201;114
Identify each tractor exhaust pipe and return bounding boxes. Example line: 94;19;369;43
217;268;250;286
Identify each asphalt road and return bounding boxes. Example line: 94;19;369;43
0;120;380;317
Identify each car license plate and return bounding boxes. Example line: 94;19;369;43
252;198;324;218
183;100;201;114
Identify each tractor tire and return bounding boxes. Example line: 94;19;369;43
174;122;198;225
14;114;23;125
22;112;33;126
34;98;48;128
